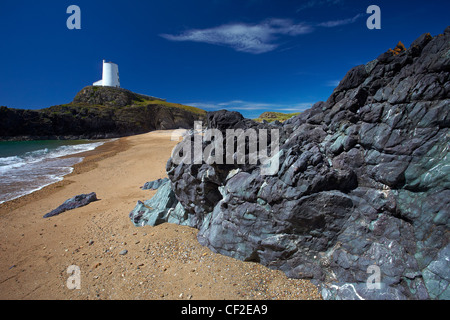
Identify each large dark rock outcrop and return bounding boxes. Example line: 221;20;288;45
0;86;206;140
130;28;450;299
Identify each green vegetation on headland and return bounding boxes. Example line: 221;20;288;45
254;111;301;123
70;86;206;115
131;98;206;115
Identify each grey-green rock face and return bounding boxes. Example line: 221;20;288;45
130;27;450;300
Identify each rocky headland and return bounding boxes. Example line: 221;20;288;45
130;27;450;299
0;86;206;141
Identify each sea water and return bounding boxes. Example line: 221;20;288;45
0;140;107;204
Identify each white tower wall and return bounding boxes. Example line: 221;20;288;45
93;60;120;88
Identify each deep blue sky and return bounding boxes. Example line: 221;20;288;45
0;0;449;118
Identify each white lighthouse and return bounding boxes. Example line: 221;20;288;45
93;60;120;88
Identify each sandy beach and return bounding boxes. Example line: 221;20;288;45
0;131;321;300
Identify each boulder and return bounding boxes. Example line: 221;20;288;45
129;180;189;227
141;178;169;190
43;193;97;218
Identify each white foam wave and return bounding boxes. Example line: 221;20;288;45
0;140;108;204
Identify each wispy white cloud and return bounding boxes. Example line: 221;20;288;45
160;19;313;54
186;102;222;110
325;80;341;87
316;13;364;27
161;13;363;54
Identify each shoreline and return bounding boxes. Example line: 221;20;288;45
0;130;321;300
0;137;129;216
